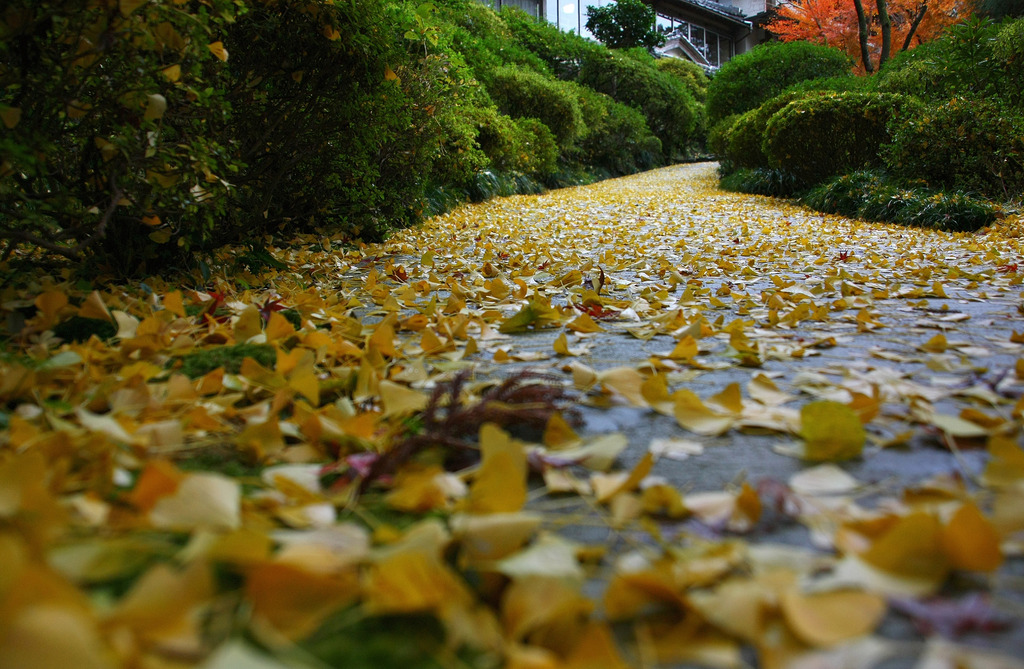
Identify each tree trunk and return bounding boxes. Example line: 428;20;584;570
876;0;893;69
901;3;929;51
852;0;874;73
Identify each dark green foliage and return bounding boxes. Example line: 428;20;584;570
656;57;710;103
707;114;741;159
764;92;918;186
0;0;240;273
585;0;666;50
719;168;802;198
501;7;602;80
705;41;852;126
574;86;662;175
437;0;549;80
976;0;1024;20
882;98;1024;200
483;66;585;147
873;18;1022;109
221;0;471;244
301;613;450;669
801;171;889;218
175;344;277;378
471;107;557;178
579;52;697;160
52;317;116;343
781;75;870;96
722;92;821;172
804;172;999;232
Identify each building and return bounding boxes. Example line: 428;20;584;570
480;0;773;70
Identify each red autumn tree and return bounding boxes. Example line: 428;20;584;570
768;0;973;73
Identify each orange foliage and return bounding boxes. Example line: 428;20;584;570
768;0;973;73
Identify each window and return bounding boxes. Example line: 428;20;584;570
690;26;705;55
706;32;718;66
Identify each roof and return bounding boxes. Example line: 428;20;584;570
651;0;751;28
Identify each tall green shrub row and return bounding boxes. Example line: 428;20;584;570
1;0;710;274
708;17;1024;230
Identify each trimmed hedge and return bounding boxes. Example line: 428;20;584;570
722;91;822;171
573;85;662;175
705;41;851;126
883;98;1024;200
484;66;585;147
764;92;919;186
579;51;698;160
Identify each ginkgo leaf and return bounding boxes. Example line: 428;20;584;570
942;502;1002;572
780;588;886;647
466;424;527;513
379;379;429;417
207;41;228;61
800;401;865;461
149;472;241;531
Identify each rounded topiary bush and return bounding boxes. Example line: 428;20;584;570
883;98;1024;200
484;65;584;147
574;85;661;175
764;92;919;186
705;41;851;126
723;91;823;171
579;51;698;160
707;114;741;159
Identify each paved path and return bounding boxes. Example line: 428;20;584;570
395;162;1024;664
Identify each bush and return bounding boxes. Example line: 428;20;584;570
501;7;602;81
573;85;662;175
0;0;240;273
221;0;478;244
483;66;585;147
882;98;1024;200
802;171;1000;232
781;75;869;96
992;18;1024;109
579;51;698;160
764;92;919;186
706;41;851;126
707;114;742;158
656;58;710;103
873;18;1020;107
719;168;802;198
721;91;821;172
471;107;555;178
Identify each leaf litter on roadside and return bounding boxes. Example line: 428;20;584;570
1;164;1024;667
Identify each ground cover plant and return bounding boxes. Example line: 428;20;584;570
1;164;1023;667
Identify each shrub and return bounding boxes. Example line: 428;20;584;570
781;75;870;96
883;98;1024;200
0;0;240;273
220;0;476;244
471;107;557;178
484;66;585;147
992;17;1024;109
437;0;550;80
656;58;710;103
802;171;889;218
579;51;698;160
573;85;662;175
802;171;1000;232
722;91;820;171
501;7;603;81
719;168;802;198
764;92;919;186
706;41;851;126
707;114;742;158
873;18;1015;105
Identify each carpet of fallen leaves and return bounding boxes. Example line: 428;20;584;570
2;163;1024;669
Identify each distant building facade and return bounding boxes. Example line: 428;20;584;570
479;0;774;70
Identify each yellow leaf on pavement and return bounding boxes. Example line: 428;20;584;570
467;424;527;513
800;400;865;461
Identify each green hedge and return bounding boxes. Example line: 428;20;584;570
764;92;919;186
573;85;662;175
579;51;698;160
722;92;821;171
705;41;851;127
484;66;585;147
883;98;1024;200
0;0;240;272
500;7;602;81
